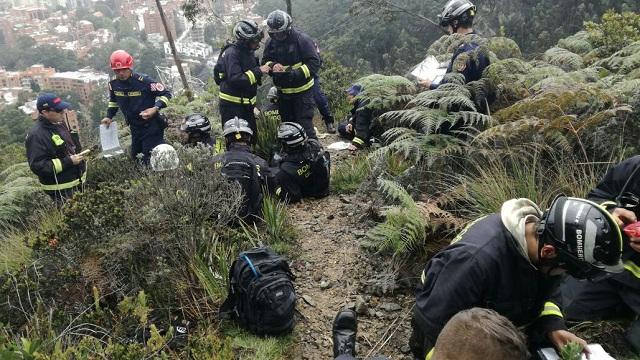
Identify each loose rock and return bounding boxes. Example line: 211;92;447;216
355;295;368;315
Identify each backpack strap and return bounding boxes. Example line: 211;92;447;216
242;254;261;278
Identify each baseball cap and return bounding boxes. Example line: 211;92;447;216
346;83;363;96
37;93;71;112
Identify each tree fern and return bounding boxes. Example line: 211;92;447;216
543;47;584;71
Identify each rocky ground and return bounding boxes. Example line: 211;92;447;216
288;129;417;360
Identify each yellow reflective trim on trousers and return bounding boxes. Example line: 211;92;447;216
279;78;314;94
52;158;62;174
276;187;282;196
51;134;64;146
108;101;119;108
539;301;563;318
219;92;256;105
420;270;426;284
425;348;434;360
624;260;640;278
245;70;256;85
41;172;86;191
158;96;170;105
300;64;310;78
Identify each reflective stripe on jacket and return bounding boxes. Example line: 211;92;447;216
413;213;566;357
262;28;320;96
216;43;262;105
25;116;86;191
107;72;172;127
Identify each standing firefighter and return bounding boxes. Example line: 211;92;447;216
262;9;321;139
101;50;172;164
214;20;270;137
26;93;85;203
421;0;490;90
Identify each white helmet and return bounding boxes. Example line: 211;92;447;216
150;144;179;171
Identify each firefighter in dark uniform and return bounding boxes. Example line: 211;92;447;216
213;117;272;221
262;9;321;139
420;0;490;90
337;84;373;151
272;122;330;203
410;197;624;360
262;86;281;124
312;42;335;134
26;93;86;203
562;155;640;353
180;113;223;152
101;49;172;164
214;20;269;138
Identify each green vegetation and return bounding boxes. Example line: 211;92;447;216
330;154;372;194
0;144;298;358
349;11;640;265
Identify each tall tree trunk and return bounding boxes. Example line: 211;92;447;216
285;0;292;17
155;0;193;101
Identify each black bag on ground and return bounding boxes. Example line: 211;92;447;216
219;247;296;335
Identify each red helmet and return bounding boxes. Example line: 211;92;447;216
110;50;134;70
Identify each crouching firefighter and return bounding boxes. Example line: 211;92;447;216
561;155;640;354
180;113;223;152
213;117;272;221
272;122;330;203
214;20;270;138
410;196;624;359
26;93;86;204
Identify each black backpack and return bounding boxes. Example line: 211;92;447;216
221;159;262;219
219;247;296;335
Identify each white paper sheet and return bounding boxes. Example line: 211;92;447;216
538;344;615;360
327;141;352;151
99;122;124;157
410;56;448;82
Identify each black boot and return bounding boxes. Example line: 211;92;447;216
326;121;336;134
332;309;357;358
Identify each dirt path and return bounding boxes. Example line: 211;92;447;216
288;133;415;360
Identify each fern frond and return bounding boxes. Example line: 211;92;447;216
543;47;584;71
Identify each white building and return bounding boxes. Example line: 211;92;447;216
163;40;212;60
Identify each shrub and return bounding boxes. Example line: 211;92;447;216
585;10;640;53
331;154;371;194
254;111;280;161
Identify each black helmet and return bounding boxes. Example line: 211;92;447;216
266;10;292;34
278;122;307;149
234;20;263;42
538;196;624;280
223;116;253;140
438;0;476;27
181;113;211;134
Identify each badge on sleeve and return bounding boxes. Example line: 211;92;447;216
150;83;165;91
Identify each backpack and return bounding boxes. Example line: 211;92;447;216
220;158;262;219
219;247;296;335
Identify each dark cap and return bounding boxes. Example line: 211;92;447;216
346;83;363;96
37;93;71;112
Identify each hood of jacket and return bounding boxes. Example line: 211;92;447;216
500;198;542;265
